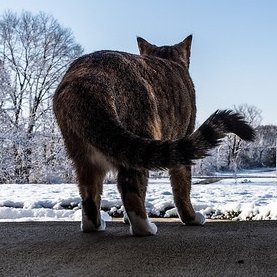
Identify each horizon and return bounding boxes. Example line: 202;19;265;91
1;0;277;125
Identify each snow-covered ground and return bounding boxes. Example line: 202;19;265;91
0;170;276;222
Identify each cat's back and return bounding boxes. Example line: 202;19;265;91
61;49;186;87
65;50;142;76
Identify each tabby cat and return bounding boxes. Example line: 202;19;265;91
53;35;255;236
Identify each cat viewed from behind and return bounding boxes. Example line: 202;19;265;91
53;35;255;236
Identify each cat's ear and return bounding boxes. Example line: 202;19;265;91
137;37;156;55
175;35;193;66
176;35;193;57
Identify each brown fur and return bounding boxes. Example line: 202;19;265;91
53;35;255;235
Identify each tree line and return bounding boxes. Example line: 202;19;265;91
0;11;276;183
0;11;82;183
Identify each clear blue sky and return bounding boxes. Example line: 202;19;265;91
1;0;277;125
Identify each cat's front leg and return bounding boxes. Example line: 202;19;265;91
185;211;205;226
127;212;157;236
117;168;157;236
169;166;206;226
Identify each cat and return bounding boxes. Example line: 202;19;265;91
53;35;255;236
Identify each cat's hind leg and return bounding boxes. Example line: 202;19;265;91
169;166;205;226
117;168;157;236
76;159;107;232
67;141;109;233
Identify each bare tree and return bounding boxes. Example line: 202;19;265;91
223;104;262;170
253;125;277;167
0;62;15;182
0;11;83;183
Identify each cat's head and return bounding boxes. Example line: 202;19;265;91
137;35;192;68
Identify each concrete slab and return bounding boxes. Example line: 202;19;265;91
0;221;276;276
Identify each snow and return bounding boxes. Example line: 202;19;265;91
0;173;276;222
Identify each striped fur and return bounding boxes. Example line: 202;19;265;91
53;35;255;236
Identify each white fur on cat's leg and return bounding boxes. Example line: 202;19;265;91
128;211;157;236
81;208;106;232
123;210;130;224
187;212;206;225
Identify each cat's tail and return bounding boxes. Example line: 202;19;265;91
175;109;256;165
54;81;255;170
115;109;255;169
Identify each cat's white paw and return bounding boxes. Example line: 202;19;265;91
123;212;130;224
187;212;206;226
81;210;106;232
128;212;157;236
130;221;158;236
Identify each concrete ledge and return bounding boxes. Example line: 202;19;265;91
0;221;276;276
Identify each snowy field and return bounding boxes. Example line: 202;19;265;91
0;169;276;223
